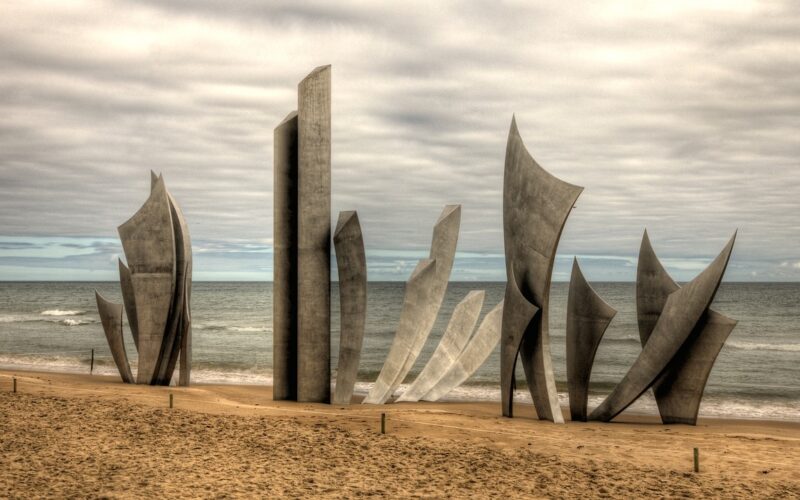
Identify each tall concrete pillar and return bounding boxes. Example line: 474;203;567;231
179;275;192;387
297;65;332;403
273;111;299;401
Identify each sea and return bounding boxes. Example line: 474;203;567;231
0;281;798;421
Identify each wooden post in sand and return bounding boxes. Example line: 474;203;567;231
12;377;16;393
693;448;699;473
381;413;386;434
90;348;95;375
169;393;174;409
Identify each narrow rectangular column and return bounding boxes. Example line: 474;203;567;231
273;111;299;400
179;276;192;387
297;65;331;403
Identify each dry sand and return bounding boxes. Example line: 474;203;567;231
1;370;798;498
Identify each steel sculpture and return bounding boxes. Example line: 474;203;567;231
501;116;582;423
566;258;616;422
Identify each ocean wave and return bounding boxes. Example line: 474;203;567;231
0;314;96;326
0;352;93;372
194;324;226;331
727;341;800;353
229;326;268;333
0;314;37;323
0;353;796;421
193;324;268;333
550;334;640;345
41;309;86;317
61;318;94;327
191;368;273;386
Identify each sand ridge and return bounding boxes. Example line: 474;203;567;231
1;370;798;498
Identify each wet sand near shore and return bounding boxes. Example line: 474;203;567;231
1;370;798;498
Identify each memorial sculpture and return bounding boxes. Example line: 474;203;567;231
421;301;505;402
95;172;193;386
95;292;135;384
589;232;737;422
273;65;332;403
397;290;485;402
363;204;461;404
332;211;367;405
501;117;583;423
631;231;739;424
263;69;739;421
566;258;617;421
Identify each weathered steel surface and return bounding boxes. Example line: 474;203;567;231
501;117;581;423
422;300;504;402
636;231;737;424
654;310;737;424
95;291;134;384
500;268;540;418
636;230;680;345
397;290;485;402
155;186;193;385
590;233;736;421
273;110;299;401
364;205;460;404
117;176;176;384
178;275;192;387
364;259;437;404
332;211;367;405
118;259;139;352
297;65;332;403
566;258;616;422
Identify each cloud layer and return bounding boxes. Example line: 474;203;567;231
1;0;798;280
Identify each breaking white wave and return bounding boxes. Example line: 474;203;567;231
193;323;226;331
359;381;800;421
190;368;273;386
61;318;93;327
0;352;95;374
0;313;95;326
0;314;36;323
727;341;800;353
1;351;797;421
194;324;269;334
229;326;268;333
41;309;85;317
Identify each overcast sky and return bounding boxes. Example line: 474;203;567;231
1;0;798;281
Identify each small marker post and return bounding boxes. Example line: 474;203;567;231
90;349;95;375
693;447;699;473
381;413;386;434
13;377;17;393
169;393;174;409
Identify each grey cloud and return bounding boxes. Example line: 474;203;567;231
0;0;798;281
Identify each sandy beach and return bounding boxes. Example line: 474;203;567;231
1;370;798;498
